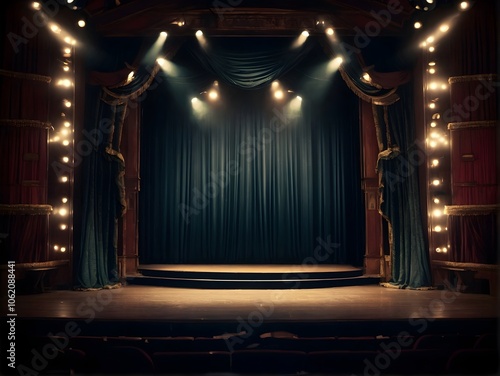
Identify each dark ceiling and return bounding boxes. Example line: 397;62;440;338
72;0;417;37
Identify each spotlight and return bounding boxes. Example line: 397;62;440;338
362;72;371;82
414;22;422;29
191;97;199;104
63;47;71;54
160;31;168;38
60;224;67;230
77;19;86;28
59;208;68;216
54;245;59;251
428;46;435;52
62;156;69;163
439;24;449;33
50;24;61;34
426;0;434;3
64;36;72;44
63;121;71;127
67;0;74;3
428;61;436;66
62;197;68;203
63;65;70;72
60;247;66;253
208;90;218;100
156;57;166;66
433;197;440;204
196;30;203;37
430;122;437;127
431;159;439;167
301;30;309;37
271;80;279;89
429;102;436;109
459;1;469;10
61;176;69;182
62;140;70;146
428;68;436;74
426;36;434;43
63;99;72;108
326;28;334;36
32;2;41;10
296;96;302;101
274;90;284;100
434;225;442;232
432;179;440;186
433;209;442;217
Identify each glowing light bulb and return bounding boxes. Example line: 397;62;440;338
429;140;437;148
54;245;59;251
60;247;66;253
60;224;67;230
160;31;168;37
414;22;422;29
50;24;61;34
63;65;70;72
433;198;440;204
64;121;71;127
429;68;436;74
326;28;334;36
196;30;203;37
62;197;68;203
434;225;442;232
433;209;442;217
432;179;440;186
429;102;436;109
274;90;284;100
460;1;469;10
33;2;41;10
208;90;218;100
439;24;449;33
301;30;309;37
59;208;68;216
62;156;69;163
78;19;86;28
430;122;437;128
429;46;435;52
431;159;439;167
61;176;68;182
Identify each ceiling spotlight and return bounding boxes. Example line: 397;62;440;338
271;80;279;89
50;24;61;34
426;0;434;3
156;57;166;66
32;2;41;10
426;36;435;43
196;30;203;37
414;21;422;29
428;61;436;66
77;19;86;28
429;68;436;74
160;31;168;38
208;90;218;100
429;46;435;52
67;0;74;3
301;30;309;37
274;90;284;100
460;1;469;10
191;97;199;104
326;28;334;36
439;24;449;33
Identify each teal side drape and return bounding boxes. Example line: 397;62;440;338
376;84;432;289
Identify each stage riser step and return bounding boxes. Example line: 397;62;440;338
138;269;363;280
126;276;380;289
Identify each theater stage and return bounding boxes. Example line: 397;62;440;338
13;281;498;339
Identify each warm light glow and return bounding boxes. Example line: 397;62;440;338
430;131;439;139
431;159;439;167
78;19;86;28
362;72;371;82
64;100;72;108
62;197;68;203
191;97;199;104
431;113;441;120
64;47;71;54
63;65;70;72
429;68;436;74
460;1;469;10
61;128;69;136
60;247;67;253
54;245;59;251
59;208;68;216
326;28;334;36
433;209;442;217
414;22;422;29
57;78;72;87
61;176;68;182
32;2;41;10
426;0;434;3
433;198;440;204
62;140;70;146
436;247;442;253
126;71;135;83
428;61;436;66
62;156;69;163
271;81;280;89
296;96;302;101
274;90;284;100
429;140;437;148
434;225;442;232
429;103;436;109
432;179;441;186
429;82;438;90
160;31;168;38
430;122;437;127
428;46;435;52
60;224;67;230
64;121;71;127
439;24;449;33
196;30;203;37
64;36;72;44
441;83;447;90
208;90;218;100
301;30;309;37
426;36;435;43
50;24;61;34
157;57;166;66
67;0;74;3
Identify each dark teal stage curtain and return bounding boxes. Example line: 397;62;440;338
376;84;432;289
139;43;364;265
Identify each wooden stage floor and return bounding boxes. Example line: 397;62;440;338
12;284;498;322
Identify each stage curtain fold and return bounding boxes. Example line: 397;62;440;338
139;41;364;265
375;84;432;289
76;40;173;289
